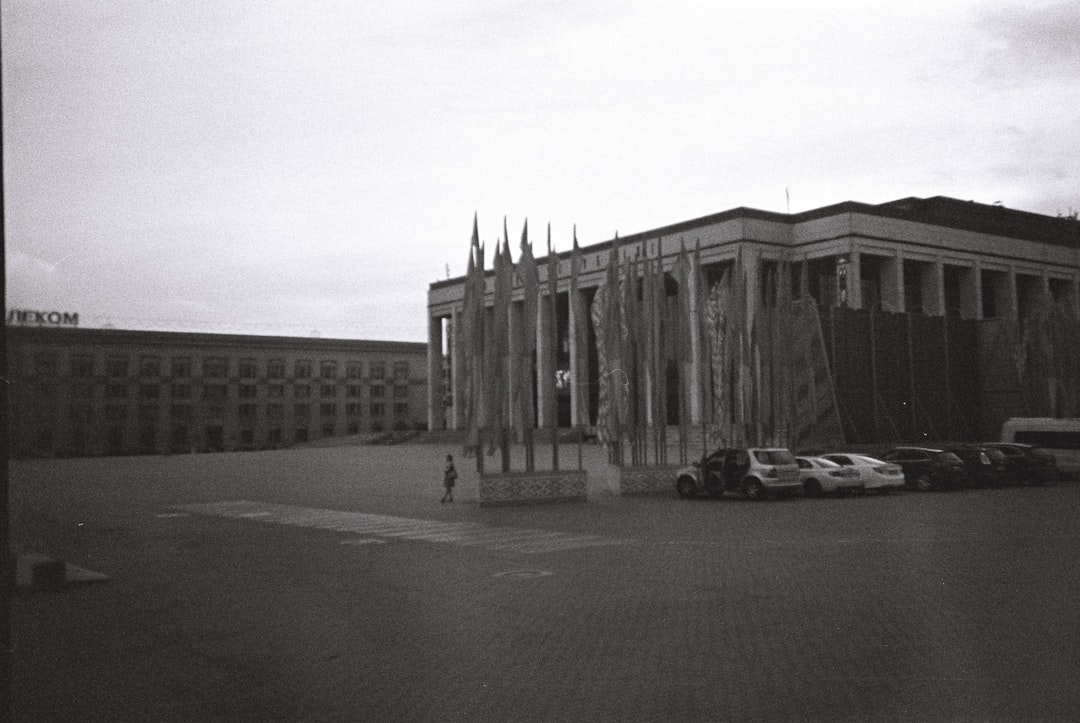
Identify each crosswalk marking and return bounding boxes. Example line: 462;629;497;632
175;500;633;555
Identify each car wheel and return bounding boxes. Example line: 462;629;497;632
804;479;823;498
744;479;765;500
676;476;697;499
914;475;933;492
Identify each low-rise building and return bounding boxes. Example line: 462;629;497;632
6;327;427;457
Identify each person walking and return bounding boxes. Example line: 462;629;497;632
441;453;457;503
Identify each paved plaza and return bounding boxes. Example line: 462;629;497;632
10;444;1080;721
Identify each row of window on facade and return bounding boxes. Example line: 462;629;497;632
57;401;410;424
35;381;413;401
33;353;412;381
36;418;407;454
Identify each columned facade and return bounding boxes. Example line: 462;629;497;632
428;196;1080;432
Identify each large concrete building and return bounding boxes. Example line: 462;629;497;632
427;196;1080;439
6;327;428;458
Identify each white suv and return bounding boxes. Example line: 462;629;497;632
676;447;801;500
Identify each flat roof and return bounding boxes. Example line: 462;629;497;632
5;325;426;353
430;195;1080;291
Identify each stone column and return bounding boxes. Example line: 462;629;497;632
1005;267;1019;321
922;257;945;316
881;250;905;313
688;266;703;425
569;287;587;427
508;300;523;436
537;296;554;428
450;305;463;430
427;314;445;431
846;246;862;310
1071;272;1080;320
960;261;982;320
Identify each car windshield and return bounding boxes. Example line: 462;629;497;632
853;455;885;465
937;452;964;464
754;449;795;465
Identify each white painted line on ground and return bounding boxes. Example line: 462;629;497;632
174;500;634;555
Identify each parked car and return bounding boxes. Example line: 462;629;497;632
795;456;863;497
940;444;1010;488
983;442;1059;485
1000;417;1080;480
676;447;801;500
880;446;967;491
820;453;906;494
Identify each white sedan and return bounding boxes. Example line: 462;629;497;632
795;456;863;497
820;453;906;494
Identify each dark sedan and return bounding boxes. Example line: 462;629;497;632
881;446;968;491
983;443;1059;485
941;444;1010;488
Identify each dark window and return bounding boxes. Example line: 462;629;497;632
320;361;337;379
35;351;59;376
140;355;161;377
294;385;312;398
170;404;191;421
171;357;191;378
392;361;410;378
107;356;129;377
295;428;309;443
203;384;227;400
321;385;336;398
203;357;228;378
72;383;94;399
393;402;408;416
171;383;191;398
320;403;336;416
294;403;310;417
347;421;360;434
370;362;385;380
70;404;94;423
140;384;160;399
269;428;283;445
238;358;257;379
105;405;127;422
322;423;334;437
139;405;160;421
204;405;225;420
171;426;189;448
346;362;363;379
240;428;255;445
36;382;55;398
268;359;285;379
1014;430;1080;449
106;383;128;399
294;359;312;378
239;403;257;420
393;385;409;399
347;385;362;398
371;386;385;398
346;403;361;416
267;404;284;420
267;384;284;398
71;354;94;378
239;385;258;399
370;402;385;416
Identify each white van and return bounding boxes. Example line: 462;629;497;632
1000;418;1080;479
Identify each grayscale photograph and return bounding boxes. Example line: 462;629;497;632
4;1;1080;720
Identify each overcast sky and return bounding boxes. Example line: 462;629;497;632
4;0;1079;342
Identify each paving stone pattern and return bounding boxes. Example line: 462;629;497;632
178;499;633;554
9;446;1080;721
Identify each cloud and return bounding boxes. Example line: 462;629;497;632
974;0;1080;81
